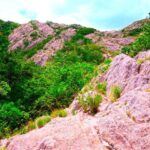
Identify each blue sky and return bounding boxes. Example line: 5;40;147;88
0;0;150;30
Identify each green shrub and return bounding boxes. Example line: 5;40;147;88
128;28;143;36
30;31;39;40
77;27;96;35
50;109;67;118
0;102;29;137
109;86;121;102
35;116;51;128
0;81;11;96
97;82;107;94
71;27;96;44
77;44;104;64
71;109;77;116
79;94;102;114
23;39;29;47
27;121;36;131
99;59;112;73
30;21;38;30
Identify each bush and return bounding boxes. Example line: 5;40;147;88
77;44;104;64
97;82;107;94
77;27;96;35
26;121;36;131
128;28;143;36
0;81;11;96
30;31;39;40
99;59;112;73
50;109;67;118
35;116;51;128
71;27;96;44
109;85;121;102
30;21;38;30
79;94;102;114
0;102;29;137
23;39;29;47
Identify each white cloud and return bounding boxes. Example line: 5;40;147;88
0;0;150;30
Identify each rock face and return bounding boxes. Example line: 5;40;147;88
1;51;150;150
31;28;76;66
3;115;102;150
9;20;77;66
9;21;54;51
85;31;135;51
8;20;138;66
101;37;134;51
105;54;139;92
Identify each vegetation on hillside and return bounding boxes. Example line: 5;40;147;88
1;19;149;138
0;20;104;138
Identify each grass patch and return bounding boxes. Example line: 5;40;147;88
109;85;121;102
79;94;102;114
35;115;51;128
137;57;150;64
50;109;67;119
96;82;107;94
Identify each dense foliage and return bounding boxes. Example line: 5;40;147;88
122;24;150;56
0;20;104;137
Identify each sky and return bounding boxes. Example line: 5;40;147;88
0;0;150;30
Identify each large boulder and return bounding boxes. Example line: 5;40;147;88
96;89;150;150
3;114;103;150
105;54;139;92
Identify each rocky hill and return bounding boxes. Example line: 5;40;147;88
8;20;136;65
1;50;150;150
0;19;150;150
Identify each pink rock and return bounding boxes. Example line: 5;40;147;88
9;21;54;51
105;54;139;92
60;28;76;41
6;115;102;150
140;61;150;75
32;28;76;66
96;89;150;150
135;50;150;60
123;75;150;94
36;21;54;37
85;33;101;43
101;37;134;51
103;30;123;38
1;51;150;150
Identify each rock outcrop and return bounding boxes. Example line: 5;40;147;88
31;28;76;66
1;50;150;150
8;20;77;66
9;21;55;51
101;37;134;51
85;32;135;51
